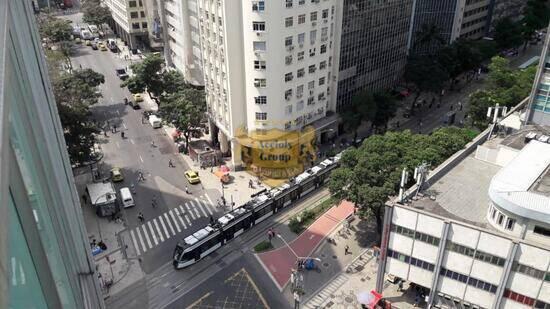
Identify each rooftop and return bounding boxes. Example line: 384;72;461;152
405;125;550;229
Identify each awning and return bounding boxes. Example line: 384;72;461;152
357;290;383;308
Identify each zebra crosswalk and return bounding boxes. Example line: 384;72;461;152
129;194;218;256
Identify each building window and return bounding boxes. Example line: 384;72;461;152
319;60;327;70
254;78;267;87
285;105;293;115
132;23;140;29
130;12;138;18
255;112;267;120
310;30;317;44
497;214;504;225
505;218;515;230
319;77;325;85
534;226;550;237
285;89;293;100
253;22;266;31
129;0;137;7
285;17;293;27
297;100;304;110
298;14;306;24
308;65;316;73
297;85;304;97
254;60;266;70
308;97;315;105
286;0;293;8
285;55;293;65
285;72;294;82
308;80;314;89
140;11;145;17
309;48;315;57
320;44;327;54
253;41;266;52
297;51;304;61
504;290;536;306
297;68;305;78
298;33;305;46
285;36;293;46
252;1;265;12
322;9;328;19
255;96;267;104
298;0;305;4
491;207;497;219
310;11;317;22
513;262;545;279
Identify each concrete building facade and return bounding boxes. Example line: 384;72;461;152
161;0;204;86
196;0;342;175
526;24;550;126
336;0;414;109
0;1;104;308
375;122;550;308
104;0;154;49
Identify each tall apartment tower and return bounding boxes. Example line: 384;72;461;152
197;0;342;175
162;0;204;86
0;1;104;308
525;23;550;126
337;0;414;108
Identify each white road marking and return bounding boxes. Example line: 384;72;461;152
136;227;147;253
175;206;187;229
116;142;120;148
164;213;175;236
204;193;214;206
199;198;213;215
147;221;158;245
123;123;127;129
195;198;208;217
142;225;153;249
153;218;165;242
185;204;196;220
185;214;192;226
189;200;201;218
169;210;181;232
130;139;135;144
158;215;170;239
130;229;140;256
139;155;144;163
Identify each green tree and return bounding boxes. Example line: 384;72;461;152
328;128;474;236
371;91;398;131
160;70;188;98
339;91;374;142
520;0;550;49
413;23;446;55
121;53;164;98
38;16;73;42
157;88;207;152
404;55;449;108
82;5;112;27
494;17;523;50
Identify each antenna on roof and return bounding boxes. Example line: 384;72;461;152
398;168;409;203
414;162;430;198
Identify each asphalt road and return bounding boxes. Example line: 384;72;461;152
65;13;225;273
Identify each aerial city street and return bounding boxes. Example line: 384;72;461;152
3;0;550;308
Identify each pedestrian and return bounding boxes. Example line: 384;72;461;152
151;140;155;147
398;280;404;292
344;245;350;255
121;131;125;138
249;179;253;188
185;186;190;194
168;159;174;167
268;231;273;242
104;130;108;137
209;215;214;225
458;101;463;111
137;171;145;182
138;212;144;223
82;194;88;204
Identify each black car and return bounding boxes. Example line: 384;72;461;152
142;110;154;119
91;43;98;50
129;100;141;110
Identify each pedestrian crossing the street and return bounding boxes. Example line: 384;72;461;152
129;194;218;256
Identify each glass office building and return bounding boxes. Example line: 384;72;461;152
526;23;550;126
0;1;104;308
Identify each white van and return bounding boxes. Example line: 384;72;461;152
119;187;135;208
148;115;162;129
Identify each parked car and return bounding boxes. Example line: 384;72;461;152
91;42;98;50
184;170;201;184
115;68;129;80
98;43;107;51
142;110;154;120
110;167;124;182
129;100;140;109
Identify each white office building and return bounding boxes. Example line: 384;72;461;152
161;0;204;86
196;0;342;173
376;124;550;309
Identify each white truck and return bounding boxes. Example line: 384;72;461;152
86;182;118;217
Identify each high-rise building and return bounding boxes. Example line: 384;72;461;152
197;0;342;175
408;0;494;55
525;23;550;126
104;0;162;50
337;0;414;108
161;0;204;86
0;1;104;308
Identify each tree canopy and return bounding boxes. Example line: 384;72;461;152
328;128;476;236
38;16;73;42
82;5;112;27
494;17;523;50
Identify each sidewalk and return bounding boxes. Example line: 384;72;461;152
255;201;355;290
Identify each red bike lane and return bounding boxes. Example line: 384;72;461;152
256;201;355;290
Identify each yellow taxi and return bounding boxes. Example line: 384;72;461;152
133;93;144;102
98;42;107;51
184;170;200;184
85;40;91;46
110;167;124;182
